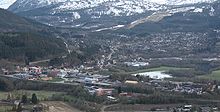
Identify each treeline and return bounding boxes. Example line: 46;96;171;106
122;94;185;104
0;76;78;92
121;84;154;94
0;32;66;62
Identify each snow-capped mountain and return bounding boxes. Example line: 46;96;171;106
0;0;16;9
7;0;219;28
8;0;218;12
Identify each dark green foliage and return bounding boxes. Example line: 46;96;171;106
166;69;198;77
0;76;76;92
118;87;122;94
0;8;53;33
21;95;27;104
0;32;66;62
67;86;105;103
0;9;67;63
65;54;83;66
121;84;154;94
0;77;14;91
133;94;185;104
68;86;88;98
31;93;38;104
79;44;101;58
64;44;102;66
49;57;64;66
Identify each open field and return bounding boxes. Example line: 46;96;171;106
41;101;82;112
199;70;220;80
0;90;64;101
0;105;14;112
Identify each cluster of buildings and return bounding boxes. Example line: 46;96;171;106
64;72;122;100
174;105;219;112
148;80;205;95
65;72;121;86
6;66;121;100
7;66;80;81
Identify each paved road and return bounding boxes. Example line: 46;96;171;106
29;59;51;65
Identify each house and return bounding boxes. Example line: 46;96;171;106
96;88;115;96
107;96;118;102
119;92;133;98
84;77;99;83
29;67;42;74
200;106;211;112
57;69;67;78
41;77;53;81
182;105;192;112
14;73;32;79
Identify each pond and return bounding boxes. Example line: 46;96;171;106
132;71;172;79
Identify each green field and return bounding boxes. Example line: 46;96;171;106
0;105;14;112
128;66;191;74
0;90;64;101
48;77;64;82
199;70;220;80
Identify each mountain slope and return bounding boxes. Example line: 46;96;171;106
0;9;67;63
7;0;218;12
0;8;55;33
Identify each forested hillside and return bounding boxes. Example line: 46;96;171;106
0;9;67;63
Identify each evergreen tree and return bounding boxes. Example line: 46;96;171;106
7;93;12;101
21;95;27;104
31;93;38;104
118;86;122;94
0;77;14;91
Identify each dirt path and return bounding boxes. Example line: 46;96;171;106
41;101;82;112
100;104;120;112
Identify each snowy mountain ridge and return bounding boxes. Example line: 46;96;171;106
3;0;219;28
2;0;218;10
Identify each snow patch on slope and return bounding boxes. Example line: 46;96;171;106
0;0;16;9
163;0;217;5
